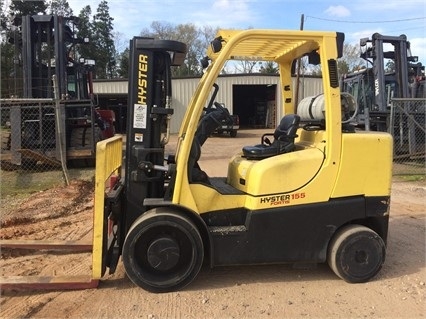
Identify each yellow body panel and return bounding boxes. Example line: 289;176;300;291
92;136;123;279
331;132;393;198
227;148;324;195
190;184;246;213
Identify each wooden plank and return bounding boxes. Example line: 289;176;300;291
66;149;93;159
0;276;99;290
0;153;12;161
17;149;61;167
0;239;92;252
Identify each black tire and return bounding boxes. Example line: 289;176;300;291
327;224;386;283
230;130;237;137
69;126;102;148
122;208;204;293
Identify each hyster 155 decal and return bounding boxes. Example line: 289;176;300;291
260;192;305;206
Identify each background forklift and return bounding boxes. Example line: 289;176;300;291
340;33;425;156
94;29;393;293
1;15;114;169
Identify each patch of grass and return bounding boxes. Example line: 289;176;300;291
0;169;65;196
393;175;425;183
0;167;95;197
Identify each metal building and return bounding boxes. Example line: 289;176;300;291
93;74;322;134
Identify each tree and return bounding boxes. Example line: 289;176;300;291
0;0;16;97
140;21;218;77
337;43;365;75
235;60;261;73
295;43;365;77
260;61;279;74
92;0;116;78
48;0;73;17
113;31;129;78
9;0;47;17
116;47;129;78
76;5;94;61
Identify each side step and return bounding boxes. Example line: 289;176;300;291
209;225;247;235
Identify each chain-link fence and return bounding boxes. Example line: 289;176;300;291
1;99;58;169
1;97;424;198
1;99;66;196
0;98;100;197
390;98;425;176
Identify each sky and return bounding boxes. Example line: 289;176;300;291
8;0;426;61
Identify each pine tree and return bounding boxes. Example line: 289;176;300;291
9;0;47;17
0;0;15;97
76;5;95;61
116;47;129;78
48;0;73;17
92;0;116;78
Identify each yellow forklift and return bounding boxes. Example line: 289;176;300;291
94;29;393;293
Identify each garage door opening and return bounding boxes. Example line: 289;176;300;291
233;84;277;128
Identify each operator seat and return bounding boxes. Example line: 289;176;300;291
242;114;300;160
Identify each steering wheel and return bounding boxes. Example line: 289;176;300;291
213;101;232;122
213;101;228;113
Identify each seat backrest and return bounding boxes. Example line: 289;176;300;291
273;114;300;141
242;114;300;160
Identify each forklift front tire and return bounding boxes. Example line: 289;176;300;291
122;208;204;293
327;224;385;283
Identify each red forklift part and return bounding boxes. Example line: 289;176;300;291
97;109;116;139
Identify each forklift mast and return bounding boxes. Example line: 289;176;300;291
342;33;424;131
124;38;187;232
20;15;91;99
3;15;114;168
360;33;419;112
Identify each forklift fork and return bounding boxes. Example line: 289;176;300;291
0;136;123;290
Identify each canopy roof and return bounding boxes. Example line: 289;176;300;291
207;29;341;63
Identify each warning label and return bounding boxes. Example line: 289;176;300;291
134;104;147;129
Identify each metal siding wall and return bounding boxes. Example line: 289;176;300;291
170;78;199;133
93;76;323;133
93;81;128;94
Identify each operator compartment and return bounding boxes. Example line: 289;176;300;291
227;92;329;196
227;120;326;196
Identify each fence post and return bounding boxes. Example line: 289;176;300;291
10;104;22;165
53;75;70;185
406;100;416;156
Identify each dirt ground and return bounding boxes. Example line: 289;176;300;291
0;130;425;319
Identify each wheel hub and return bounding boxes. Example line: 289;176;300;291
147;237;180;271
355;250;368;264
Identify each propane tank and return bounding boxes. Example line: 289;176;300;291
297;94;325;121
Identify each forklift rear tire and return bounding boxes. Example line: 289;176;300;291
327;224;385;283
122;208;204;293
